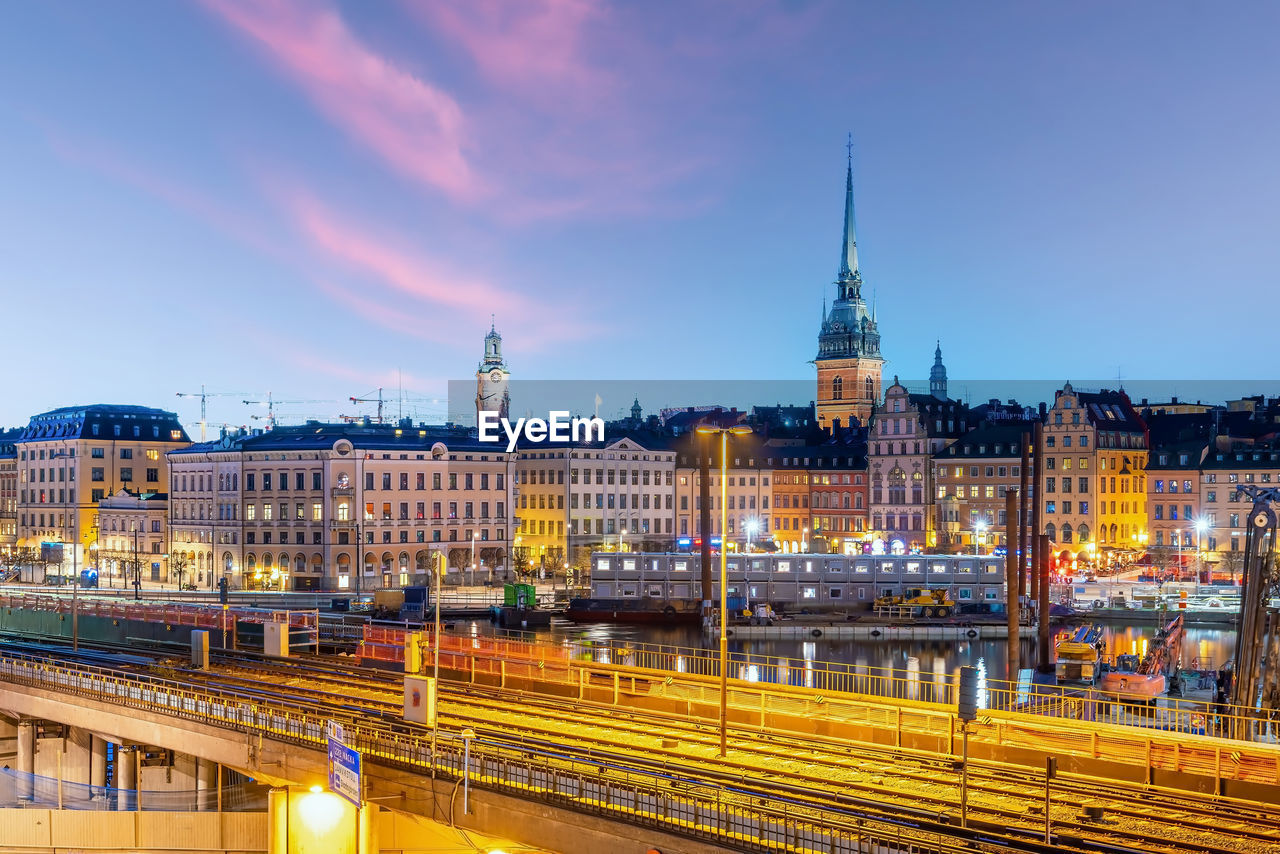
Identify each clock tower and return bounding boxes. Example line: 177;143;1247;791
475;319;511;423
815;140;883;429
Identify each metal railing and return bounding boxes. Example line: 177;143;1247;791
0;650;1010;854
0;767;267;811
387;625;1278;744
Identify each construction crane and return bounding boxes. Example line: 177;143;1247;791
242;393;332;430
176;387;248;442
349;388;386;424
1229;485;1280;717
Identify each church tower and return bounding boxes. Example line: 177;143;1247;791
930;341;948;400
475;319;511;423
815;139;884;429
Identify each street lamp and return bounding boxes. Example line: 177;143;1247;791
974;520;988;556
745;519;759;553
618;526;627;552
802;526;809;553
695;423;752;758
1193;518;1208;591
470;532;477;587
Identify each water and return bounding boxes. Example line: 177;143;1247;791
448;618;1236;680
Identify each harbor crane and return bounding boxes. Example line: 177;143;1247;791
175;387;248;441
1229;485;1280;717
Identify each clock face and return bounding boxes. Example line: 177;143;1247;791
489;369;503;383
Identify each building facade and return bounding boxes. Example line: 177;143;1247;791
674;435;772;551
96;489;169;588
815;151;883;430
867;379;970;553
1039;384;1149;559
1199;440;1280;569
934;421;1031;552
0;428;19;557
15;405;189;578
169;423;514;591
516;435;677;571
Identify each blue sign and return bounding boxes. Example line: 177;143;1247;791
327;736;362;807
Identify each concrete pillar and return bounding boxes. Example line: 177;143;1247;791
90;736;108;789
16;720;35;802
358;802;380;854
196;758;218;811
268;787;289;854
116;746;136;793
65;727;93;785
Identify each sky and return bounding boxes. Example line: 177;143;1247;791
2;1;1279;431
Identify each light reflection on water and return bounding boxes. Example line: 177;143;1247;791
451;618;1236;679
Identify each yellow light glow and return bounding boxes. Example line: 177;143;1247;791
309;784;323;794
296;790;344;835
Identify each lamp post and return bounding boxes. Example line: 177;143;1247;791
470;532;477;587
618;526;626;552
1193;518;1208;592
695;423;752;758
132;527;141;600
974;520;988;556
802;526;809;553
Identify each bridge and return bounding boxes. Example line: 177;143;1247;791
2;596;1280;853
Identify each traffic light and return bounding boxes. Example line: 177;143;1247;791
958;665;979;722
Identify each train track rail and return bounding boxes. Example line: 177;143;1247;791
5;635;1279;853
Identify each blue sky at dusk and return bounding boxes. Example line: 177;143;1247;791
2;2;1278;431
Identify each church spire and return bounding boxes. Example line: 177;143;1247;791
837;134;862;300
930;340;948;400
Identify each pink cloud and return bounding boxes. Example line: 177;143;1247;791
286;190;521;318
413;0;608;101
203;0;482;201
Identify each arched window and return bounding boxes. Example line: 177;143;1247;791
832;376;843;401
1061;523;1073;543
866;376;874;400
1045;523;1056;542
1077;524;1090;543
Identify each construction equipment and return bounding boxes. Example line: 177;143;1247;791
241;393;332;429
874;587;955;619
349;388;386;424
1055;624;1104;684
1229;485;1280;714
1100;614;1184;701
176;387;248;442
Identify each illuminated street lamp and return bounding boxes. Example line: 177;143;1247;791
618;526;627;552
470;532;477;586
974;520;988;556
1193;517;1209;591
802;526;809;553
745;519;759;553
695;423;752;758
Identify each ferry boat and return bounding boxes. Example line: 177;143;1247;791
566;596;702;625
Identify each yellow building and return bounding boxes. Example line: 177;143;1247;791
1039;384;1149;561
15;405;189;579
815;151;883;430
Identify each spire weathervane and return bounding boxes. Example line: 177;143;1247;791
838;133;861;300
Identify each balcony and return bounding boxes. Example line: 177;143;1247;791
331;486;353;497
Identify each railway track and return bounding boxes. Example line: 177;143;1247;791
189;652;1280;854
6;635;1280;853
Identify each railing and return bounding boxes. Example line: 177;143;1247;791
0;592;320;642
371;623;1280;744
0;651;1003;853
0;768;267;811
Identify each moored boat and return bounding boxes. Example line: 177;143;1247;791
566;596;701;624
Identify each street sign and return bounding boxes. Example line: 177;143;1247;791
326;721;361;807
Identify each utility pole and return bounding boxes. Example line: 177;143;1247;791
698;432;713;620
1030;423;1044;609
1019;438;1030;598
